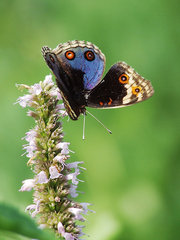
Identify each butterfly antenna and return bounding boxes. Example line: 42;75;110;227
86;110;112;134
83;112;86;140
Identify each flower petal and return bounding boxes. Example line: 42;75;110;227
49;166;61;179
36;171;49;184
57;221;65;235
19;179;35;191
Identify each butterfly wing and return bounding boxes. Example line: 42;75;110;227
86;62;154;108
42;41;105;120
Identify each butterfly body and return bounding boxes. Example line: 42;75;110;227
42;40;154;120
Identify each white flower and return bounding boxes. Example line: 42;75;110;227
55;197;60;202
43;75;62;99
18;76;91;238
59;110;67;116
64;232;75;240
16;94;33;108
49;165;61;179
57;142;70;149
56;103;65;110
57;222;65;235
66;161;84;170
23;143;36;158
68;207;85;221
54;155;65;164
56;142;70;155
36;171;49;184
50;87;62;100
30;83;42;95
69;184;78;198
57;142;69;148
80;203;94;214
24;129;37;143
26;200;40;217
57;222;75;240
19;179;35;191
43;74;53;86
66;168;81;185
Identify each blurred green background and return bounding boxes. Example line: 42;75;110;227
0;0;179;239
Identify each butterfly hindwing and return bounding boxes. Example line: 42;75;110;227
86;62;154;108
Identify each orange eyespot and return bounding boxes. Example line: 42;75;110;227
132;86;142;95
84;50;95;61
65;51;75;60
108;98;113;105
119;74;129;84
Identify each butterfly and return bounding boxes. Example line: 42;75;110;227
42;40;154;120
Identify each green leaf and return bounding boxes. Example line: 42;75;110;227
0;203;57;240
0;230;31;240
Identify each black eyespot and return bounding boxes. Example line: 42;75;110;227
135;88;140;92
84;50;95;61
121;76;127;81
132;86;142;95
119;74;129;84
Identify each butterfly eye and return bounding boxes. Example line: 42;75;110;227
119;74;129;84
132;86;142;95
49;55;55;63
46;53;55;69
65;51;75;60
84;51;95;61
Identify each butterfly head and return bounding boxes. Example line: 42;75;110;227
41;46;61;76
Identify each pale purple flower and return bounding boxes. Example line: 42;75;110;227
16;94;33;108
43;74;54;86
49;165;61;179
23;129;37;157
23;142;36;158
57;142;70;149
58;222;75;240
68;207;85;221
17;76;92;239
64;232;75;240
56;103;65;110
43;75;62;99
66;161;84;170
55;196;60;202
24;129;37;142
54;155;65;165
19;179;35;192
56;142;70;155
26;200;40;218
57;222;65;236
50;88;62;100
61;148;69;155
66;168;81;185
59;110;67;116
80;203;94;214
69;184;78;198
25;204;36;214
30;83;42;95
36;171;49;184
